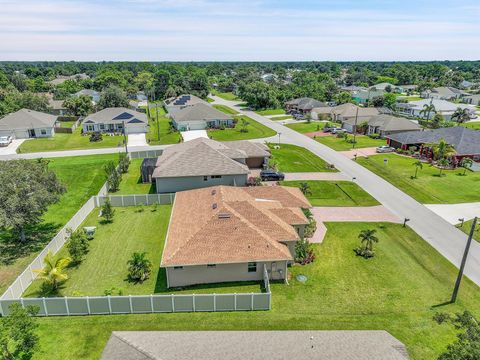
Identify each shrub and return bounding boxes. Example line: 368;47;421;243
368;133;380;139
118;152;130;174
103;161;121;192
127;252;152;283
89;133;103;142
247;176;262;186
66;229;90;263
295;238;315;265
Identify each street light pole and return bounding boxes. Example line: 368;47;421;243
451;217;477;303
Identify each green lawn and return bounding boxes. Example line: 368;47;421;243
316;134;386;151
0;154;116;295
456;219;480;242
28;222;480;360
286;121;338;134
58;121;76;128
280;180;379;206
357;154;480;204
208;115;276;141
212;104;239;115
210;90;239;101
399;96;423;102
462;122;480;130
268;144;337;172
256;108;285;116
146;105;182;145
115;158;155;195
24;206;173;297
270;115;292;121
17;127;125;153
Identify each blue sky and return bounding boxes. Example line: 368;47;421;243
0;0;479;61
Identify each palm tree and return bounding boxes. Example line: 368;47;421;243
460;157;473;175
240;117;250;133
451;107;471;124
358;229;379;252
127;252;152;282
413;160;423;178
34;251;71;290
437;158;450;176
299;182;312;196
419;102;436;120
427;138;456;160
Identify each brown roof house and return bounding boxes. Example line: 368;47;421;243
0;109;57;139
151;137;270;193
161;185;311;287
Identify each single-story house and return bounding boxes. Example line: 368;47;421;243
0;109;57;139
74;89;100;103
164;94;208;114
48;98;67;116
401;85;418;92
340;85;368;93
352;89;385;104
460;80;475;89
332;103;381;131
396;99;476;120
366;114;421;138
371;82;402;93
285;97;328;114
386;127;480;162
161;185;311;287
170;103;234;131
463;94;480;106
82;107;148;134
48;73;89;86
421;87;470;101
102;331;410;360
151;137;270;193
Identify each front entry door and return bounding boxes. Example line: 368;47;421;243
28;129;36;138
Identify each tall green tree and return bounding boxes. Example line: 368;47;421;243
419;102;436;120
413;160;423;178
427;139;456;160
451;107;471;124
63;94;94;116
0;159;65;242
459;157;473;176
98;85;129;109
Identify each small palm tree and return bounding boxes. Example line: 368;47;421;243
419;102;436;120
451;107;471;124
413;160;423;178
427;139;456;160
358;229;379;252
299;182;312;196
240;118;250;133
34;251;71;290
460;157;473;175
437;158;450;176
127;252;152;283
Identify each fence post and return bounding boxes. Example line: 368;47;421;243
0;300;4;316
65;297;70;315
43;297;48;316
29;265;34;280
213;293;216;312
170;193;173;204
234;293;237;310
121;195;125;207
192;294;195;312
19;277;24;293
250;293;254;311
171;294;175;312
133;195;137;206
20;298;25;308
150;294;154;313
129;295;133;313
107;296;112;314
86;296;91;315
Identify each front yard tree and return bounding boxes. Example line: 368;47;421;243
34;251;71;291
299;182;312;196
355;229;379;258
451;107;471;124
0;159;65;242
0;303;39;360
101;198;115;223
428;139;456;160
437;158;450;177
98;85;129;109
413;160;423;178
240;117;250;133
460;157;473;176
127;252;152;283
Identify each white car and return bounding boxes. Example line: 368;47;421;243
331;128;347;134
0;136;12;147
376;145;395;153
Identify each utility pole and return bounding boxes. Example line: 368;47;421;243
123;120;128;154
156;104;160;141
352;106;359;149
451;217;477;303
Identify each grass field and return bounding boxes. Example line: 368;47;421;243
268;144;337;172
316;134;386;151
457;219;480;242
270;115;292;121
0;154;116;295
212;104;239;115
280;180;379;206
208;114;276;141
24;206;172;297
256;108;285;116
28;221;480;359
115;158;155;195
17;127;125;153
399;96;423;102
463;122;480;130
286;121;338;134
146;105;182;145
357;154;480;204
58;121;76;128
210;90;239;101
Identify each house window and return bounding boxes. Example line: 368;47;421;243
173;266;183;270
207;264;216;268
211;175;222;179
99;124;105;130
203;176;208;181
86;125;94;132
41;129;47;135
248;262;257;273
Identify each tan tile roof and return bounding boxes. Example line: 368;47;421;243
161;186;312;267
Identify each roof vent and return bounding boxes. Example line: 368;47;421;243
212;203;217;209
218;213;231;219
211;189;216;195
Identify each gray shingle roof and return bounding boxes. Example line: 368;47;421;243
285;97;328;110
171;103;232;123
102;331;410;360
367;115;421;132
0;109;57;130
84;107;147;125
387;127;480;155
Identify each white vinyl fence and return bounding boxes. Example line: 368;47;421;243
95;194;174;207
130;149;163;159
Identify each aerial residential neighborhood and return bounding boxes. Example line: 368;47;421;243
1;1;480;360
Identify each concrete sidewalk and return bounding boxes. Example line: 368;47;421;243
425;202;480;225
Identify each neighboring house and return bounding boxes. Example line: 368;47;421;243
340;85;368;93
161;185;311;287
331;103;381;132
463;94;480;106
48;73;89;86
401;85;418;92
371;82;402;93
136;91;148;101
386;127;480;162
74;89;100;103
82;107;148;134
170;103;234;131
102;331;410;360
396;99;476;120
128;99;147;112
366;114;421;138
0;109;57;138
421;87;469;101
164;94;208;114
151;137;270;193
352;89;385;104
261;73;277;82
285;97;328;114
48;98;67;116
460;80;474;89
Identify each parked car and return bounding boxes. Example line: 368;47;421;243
331;128;347;134
260;169;285;181
0;136;12;147
376;145;395;153
323;126;335;133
